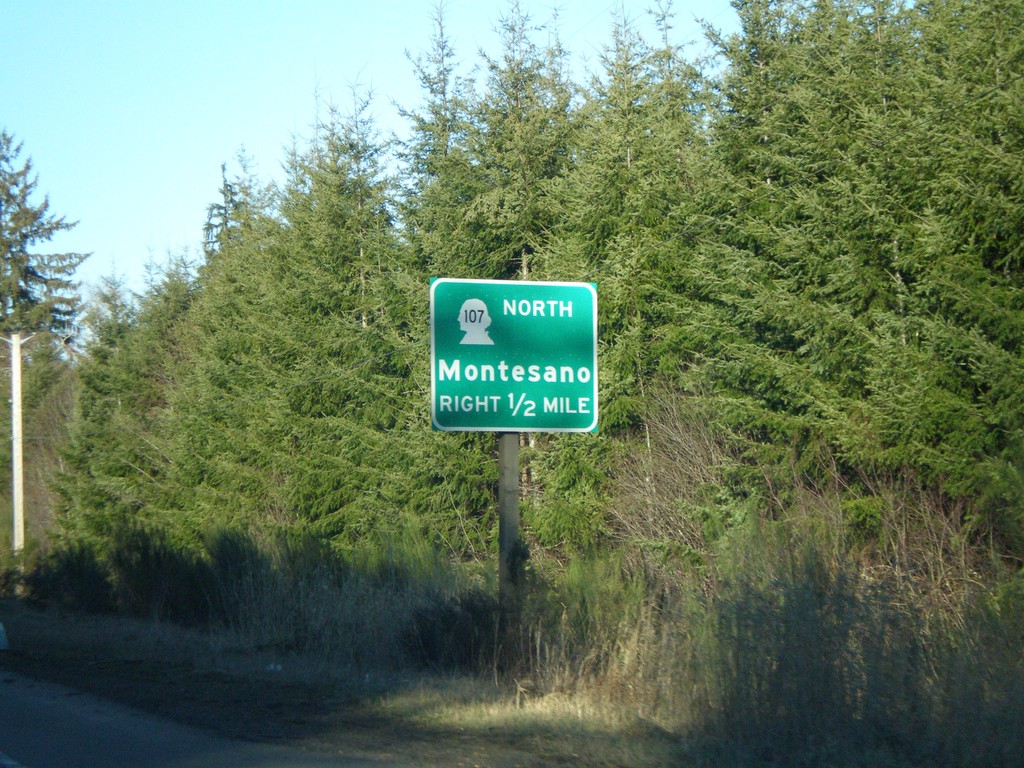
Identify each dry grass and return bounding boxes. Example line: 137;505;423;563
369;679;681;767
10;518;1024;768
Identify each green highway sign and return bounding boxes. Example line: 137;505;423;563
430;278;598;432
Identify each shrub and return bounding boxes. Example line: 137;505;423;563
689;557;929;766
24;541;114;613
106;523;214;626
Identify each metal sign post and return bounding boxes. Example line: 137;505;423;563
497;432;520;596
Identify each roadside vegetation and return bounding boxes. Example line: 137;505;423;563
15;508;1024;767
1;1;1022;765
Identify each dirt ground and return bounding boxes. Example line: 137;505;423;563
0;600;680;767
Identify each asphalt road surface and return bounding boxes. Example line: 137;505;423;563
0;672;401;768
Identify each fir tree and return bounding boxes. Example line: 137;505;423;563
58;266;198;540
398;3;480;277
0;130;86;334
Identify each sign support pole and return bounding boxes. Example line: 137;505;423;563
498;432;520;601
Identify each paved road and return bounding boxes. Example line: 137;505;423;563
0;672;397;768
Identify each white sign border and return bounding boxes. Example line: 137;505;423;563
430;278;599;433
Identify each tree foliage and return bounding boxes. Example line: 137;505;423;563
55;0;1024;572
0;129;85;334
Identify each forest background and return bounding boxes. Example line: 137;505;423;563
3;1;1024;766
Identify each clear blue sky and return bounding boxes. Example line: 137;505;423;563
4;1;737;296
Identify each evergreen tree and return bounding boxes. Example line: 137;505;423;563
528;9;711;550
545;8;710;427
666;0;1024;561
398;4;480;276
51;0;1024;574
465;1;576;279
399;6;542;553
202;153;270;259
0;130;86;334
59;265;198;541
160;101;458;543
158;155;293;535
407;2;576;281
